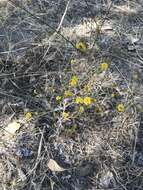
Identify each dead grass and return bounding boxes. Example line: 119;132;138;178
0;0;143;190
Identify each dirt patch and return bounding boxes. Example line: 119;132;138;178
0;0;143;190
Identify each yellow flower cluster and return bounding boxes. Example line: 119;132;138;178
56;96;62;101
83;97;92;105
116;103;125;112
56;90;73;101
25;112;33;121
75;96;83;104
75;41;87;53
69;75;78;87
62;112;69;120
75;96;95;106
64;91;73;97
100;62;109;71
79;106;84;113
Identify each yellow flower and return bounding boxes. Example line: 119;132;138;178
25;112;33;121
116;104;125;112
100;62;109;71
75;41;87;52
75;96;84;104
83;97;92;106
69;75;78;87
62;112;69;120
79;106;84;113
64;91;73;97
56;96;62;101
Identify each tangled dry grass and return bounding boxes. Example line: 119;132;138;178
0;0;143;189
